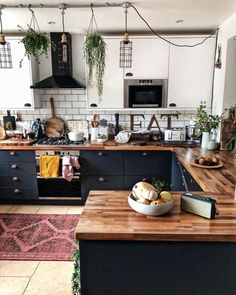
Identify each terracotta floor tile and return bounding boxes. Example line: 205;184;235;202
0;277;29;295
23;261;73;295
37;206;69;214
0;261;39;277
66;206;84;214
0;205;14;213
8;206;40;214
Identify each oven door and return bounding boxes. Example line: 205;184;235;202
124;79;168;108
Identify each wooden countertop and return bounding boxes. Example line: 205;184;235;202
0;142;235;196
76;190;236;242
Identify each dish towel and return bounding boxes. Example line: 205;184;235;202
70;156;80;170
40;155;60;178
62;156;74;182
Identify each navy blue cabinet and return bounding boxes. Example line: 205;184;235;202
171;152;202;192
0;150;38;201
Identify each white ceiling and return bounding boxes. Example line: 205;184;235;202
1;0;236;34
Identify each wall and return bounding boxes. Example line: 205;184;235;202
0;88;196;132
213;11;236;114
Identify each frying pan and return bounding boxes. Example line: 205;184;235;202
45;97;65;138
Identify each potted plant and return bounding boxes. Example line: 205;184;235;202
18;26;51;67
84;7;106;99
84;33;106;98
196;101;222;148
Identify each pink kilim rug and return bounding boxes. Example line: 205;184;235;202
0;213;79;261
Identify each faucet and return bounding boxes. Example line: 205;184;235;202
160;113;179;129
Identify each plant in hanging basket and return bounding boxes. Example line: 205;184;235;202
84;32;106;98
18;25;51;67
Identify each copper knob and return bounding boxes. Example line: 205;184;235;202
98;177;107;182
11;164;17;169
10;151;16;156
14;189;20;194
12;176;19;182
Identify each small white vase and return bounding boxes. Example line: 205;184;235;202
201;132;210;148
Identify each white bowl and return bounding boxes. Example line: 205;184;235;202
97;138;107;143
128;193;174;216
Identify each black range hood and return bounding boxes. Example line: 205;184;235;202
31;33;85;89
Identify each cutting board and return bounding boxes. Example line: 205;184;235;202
0;139;37;146
3;110;16;130
0;125;6;139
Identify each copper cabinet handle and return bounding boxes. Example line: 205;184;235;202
14;189;20;194
11;164;17;169
98;177;107;182
12;176;19;182
10;151;16;156
98;152;103;157
142;152;149;156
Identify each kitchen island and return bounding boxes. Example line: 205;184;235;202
76;190;236;295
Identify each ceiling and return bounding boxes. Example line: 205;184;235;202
1;0;236;34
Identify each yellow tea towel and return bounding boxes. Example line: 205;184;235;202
40;155;60;178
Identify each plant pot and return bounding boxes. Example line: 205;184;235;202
201;132;210;148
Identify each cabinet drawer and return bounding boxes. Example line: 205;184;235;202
124;151;172;176
80;151;123;175
0;187;38;199
0;175;37;188
81;175;123;200
0;162;37;176
124;175;171;190
0;151;35;162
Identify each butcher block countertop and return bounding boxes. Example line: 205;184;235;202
76;190;236;242
0;142;235;196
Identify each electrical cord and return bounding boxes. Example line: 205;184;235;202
131;4;219;47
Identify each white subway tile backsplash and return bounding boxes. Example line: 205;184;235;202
65;94;78;101
72;89;86;95
78;94;87;101
66;108;80;115
40;108;52;115
59;101;72;108
72;101;86;108
45;89;59;95
58;89;72;95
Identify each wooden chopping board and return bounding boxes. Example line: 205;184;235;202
0;125;6;140
45;97;65;138
0;139;37;146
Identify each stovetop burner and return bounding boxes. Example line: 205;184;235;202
36;136;87;146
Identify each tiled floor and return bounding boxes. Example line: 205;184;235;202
0;204;83;295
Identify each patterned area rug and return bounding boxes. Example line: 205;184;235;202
0;214;79;261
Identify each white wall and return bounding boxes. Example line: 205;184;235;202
213;12;236;114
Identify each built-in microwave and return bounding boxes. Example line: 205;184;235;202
124;79;168;108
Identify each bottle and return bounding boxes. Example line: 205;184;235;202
32;118;44;139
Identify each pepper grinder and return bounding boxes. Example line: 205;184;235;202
114;113;119;135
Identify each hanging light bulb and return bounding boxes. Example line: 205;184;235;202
120;2;132;68
59;3;68;64
0;5;13;69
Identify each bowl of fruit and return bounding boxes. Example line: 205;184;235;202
191;155;223;168
128;182;174;216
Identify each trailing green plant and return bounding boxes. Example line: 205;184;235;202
18;26;51;67
196;101;223;132
84;6;106;98
151;178;171;194
72;240;81;295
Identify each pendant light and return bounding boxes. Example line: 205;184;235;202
0;5;12;69
59;3;69;65
119;2;132;68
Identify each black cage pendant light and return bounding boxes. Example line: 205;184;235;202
120;2;132;68
0;6;12;69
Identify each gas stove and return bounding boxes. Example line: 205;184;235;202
36;136;87;146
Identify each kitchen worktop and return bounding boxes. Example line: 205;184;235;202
1;142;235;196
76;190;236;242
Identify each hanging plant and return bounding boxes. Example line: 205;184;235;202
18;6;52;67
84;5;106;98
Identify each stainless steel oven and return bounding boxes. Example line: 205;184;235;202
124;79;168;108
